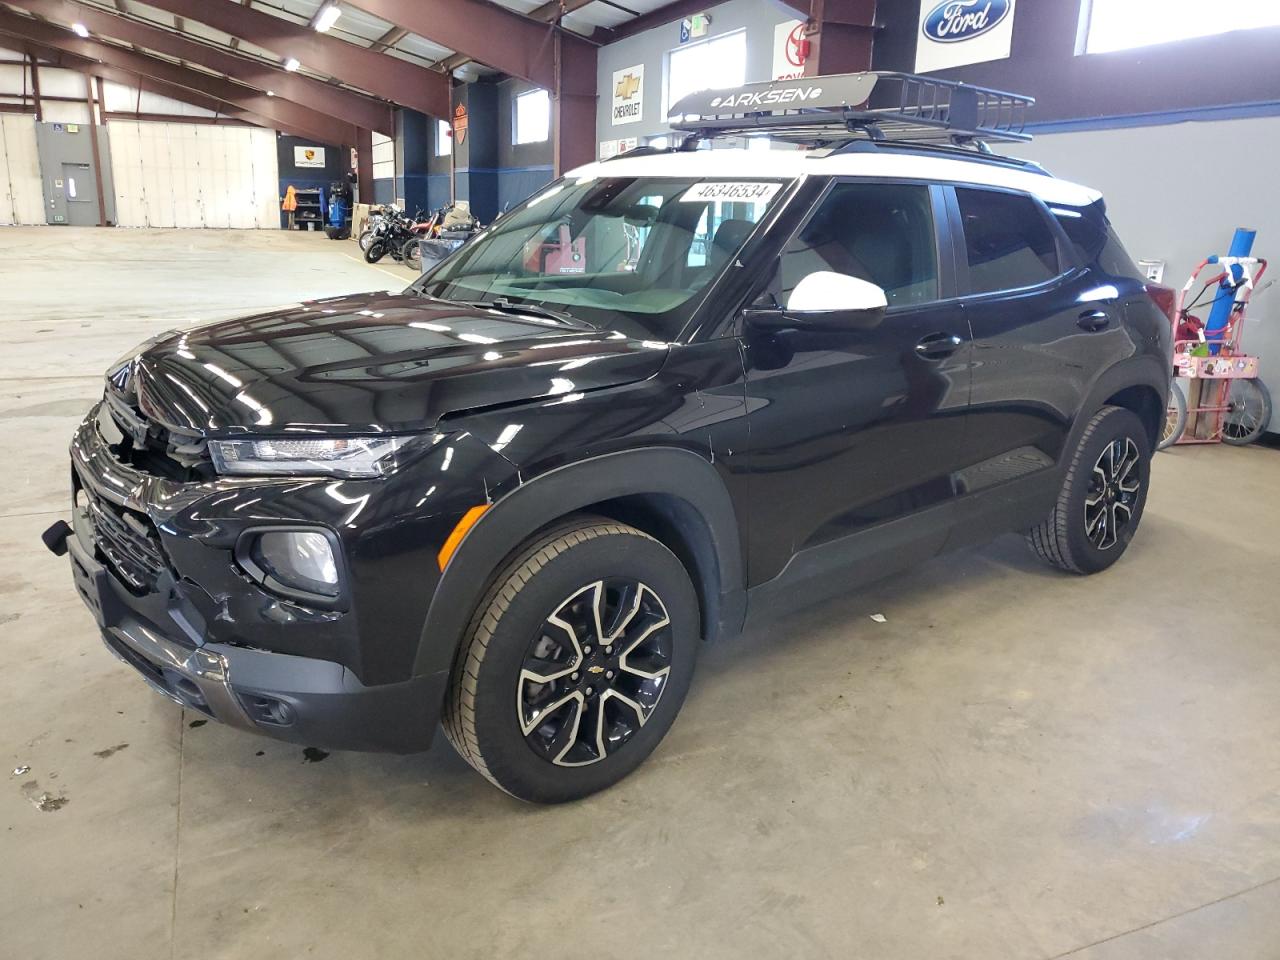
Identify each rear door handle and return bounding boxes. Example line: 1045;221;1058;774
915;332;965;360
1077;310;1111;332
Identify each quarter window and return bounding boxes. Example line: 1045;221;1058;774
778;182;939;308
956;188;1059;294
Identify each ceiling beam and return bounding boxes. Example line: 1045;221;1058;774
436;0;596;74
369;24;407;53
0;11;357;144
347;0;593;95
0;32;263;125
12;0;395;133
600;0;719;41
133;0;449;118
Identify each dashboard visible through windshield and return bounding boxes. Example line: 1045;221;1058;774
414;175;793;340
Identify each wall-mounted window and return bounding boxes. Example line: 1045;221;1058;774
666;30;746;117
435;118;451;156
1080;0;1280;54
372;131;395;181
513;88;551;145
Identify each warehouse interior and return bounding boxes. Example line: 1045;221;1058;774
3;1;1280;958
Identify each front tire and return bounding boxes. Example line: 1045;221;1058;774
364;240;386;263
443;519;698;803
1026;405;1151;574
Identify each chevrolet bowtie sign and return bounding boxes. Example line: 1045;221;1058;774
611;64;644;126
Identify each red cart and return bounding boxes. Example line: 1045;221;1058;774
1159;256;1272;448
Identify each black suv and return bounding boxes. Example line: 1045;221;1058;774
46;75;1170;802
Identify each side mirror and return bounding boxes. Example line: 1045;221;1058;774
745;272;888;332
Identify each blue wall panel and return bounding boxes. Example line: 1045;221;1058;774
498;166;554;215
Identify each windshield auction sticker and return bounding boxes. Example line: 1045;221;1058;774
680;182;782;203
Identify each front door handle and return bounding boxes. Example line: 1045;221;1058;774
1077;310;1111;332
915;332;964;360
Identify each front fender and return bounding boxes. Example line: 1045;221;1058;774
411;446;746;679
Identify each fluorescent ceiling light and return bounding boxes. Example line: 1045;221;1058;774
313;3;342;33
283;57;300;72
71;22;89;37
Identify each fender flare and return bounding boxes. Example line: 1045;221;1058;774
411;446;746;678
1069;354;1169;452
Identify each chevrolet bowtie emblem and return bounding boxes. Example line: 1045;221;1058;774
615;73;640;100
587;665;606;674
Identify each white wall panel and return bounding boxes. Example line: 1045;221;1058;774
251;128;280;228
33;68;85;99
0;114;43;224
40;102;91;125
107;120;279;229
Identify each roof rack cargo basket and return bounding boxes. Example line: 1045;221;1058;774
667;71;1033;147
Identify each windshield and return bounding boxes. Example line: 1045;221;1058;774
414;175;792;340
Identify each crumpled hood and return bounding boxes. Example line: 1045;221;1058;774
122;291;669;437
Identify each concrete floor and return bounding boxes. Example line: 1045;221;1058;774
2;225;1279;960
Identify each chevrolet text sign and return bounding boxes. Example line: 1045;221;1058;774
611;64;644;126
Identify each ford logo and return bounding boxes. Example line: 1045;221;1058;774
922;0;1011;43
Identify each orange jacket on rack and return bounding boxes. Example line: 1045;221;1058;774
281;185;298;212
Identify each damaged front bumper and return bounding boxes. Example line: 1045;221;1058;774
43;409;452;753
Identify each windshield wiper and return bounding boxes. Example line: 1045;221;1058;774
459;298;590;328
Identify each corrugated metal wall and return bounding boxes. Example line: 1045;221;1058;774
0;114;42;225
107;121;279;228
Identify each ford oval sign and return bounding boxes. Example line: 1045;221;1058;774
922;0;1011;43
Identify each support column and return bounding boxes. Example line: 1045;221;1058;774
452;83;498;223
84;72;108;226
803;0;876;77
28;50;42;121
553;30;596;175
355;127;373;204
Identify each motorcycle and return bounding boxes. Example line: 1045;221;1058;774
356;204;391;252
400;203;482;272
363;206;423;264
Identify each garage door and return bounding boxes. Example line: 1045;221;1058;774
107;120;280;229
0;114;44;226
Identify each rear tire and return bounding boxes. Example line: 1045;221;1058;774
443;518;698;803
1026;405;1151;574
1158;379;1187;450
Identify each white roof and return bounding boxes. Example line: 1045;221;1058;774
568;148;1103;208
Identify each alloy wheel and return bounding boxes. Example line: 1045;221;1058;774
1084;437;1142;550
517;579;672;767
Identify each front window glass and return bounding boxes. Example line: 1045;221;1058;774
417;176;789;340
778;182;939;308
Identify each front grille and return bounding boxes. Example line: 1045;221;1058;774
102;386;214;483
86;493;169;592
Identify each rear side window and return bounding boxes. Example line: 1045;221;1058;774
956;188;1059;294
1050;202;1145;280
779;182;939;307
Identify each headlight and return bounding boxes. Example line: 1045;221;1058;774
246;530;340;600
208;435;423;478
